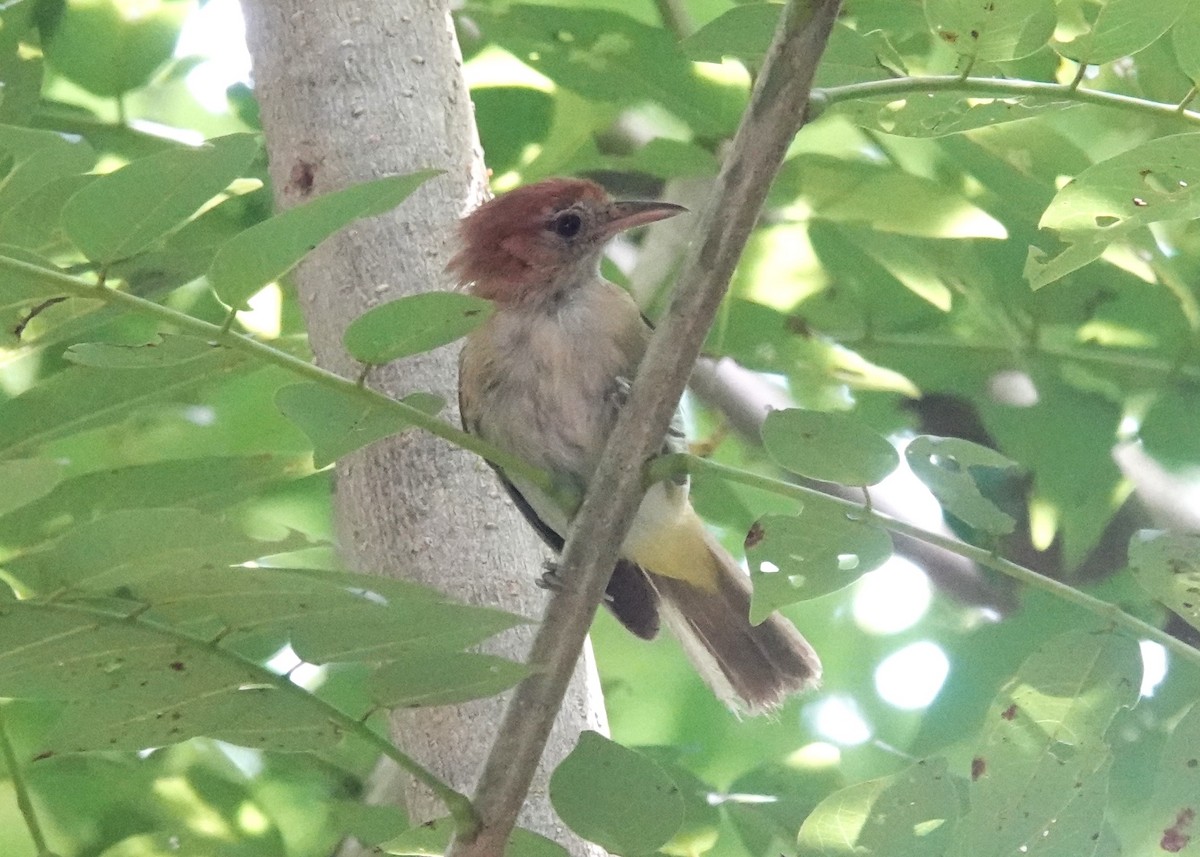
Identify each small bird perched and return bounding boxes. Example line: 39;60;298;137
452;178;821;711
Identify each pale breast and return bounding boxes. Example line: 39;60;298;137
460;280;650;481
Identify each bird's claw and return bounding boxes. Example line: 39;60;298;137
608;375;632;407
538;559;564;592
537;559;615;604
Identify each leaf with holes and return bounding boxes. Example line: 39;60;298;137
950;630;1141;857
208;170;440;309
0;601;342;754
762;408;899;486
747;502;892;623
344;292;493;365
1128;529;1200;634
62;134;259;264
797;758;961;856
275;383;444;468
550;731;684;856
1140;702;1200;855
906;435;1020;535
924;0;1056;63
1039;133;1200;235
833;91;1077;138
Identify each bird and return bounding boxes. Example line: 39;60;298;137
451;177;821;712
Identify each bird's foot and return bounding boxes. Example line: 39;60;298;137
537;559;565;592
608;375;632;408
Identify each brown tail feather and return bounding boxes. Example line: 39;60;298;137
651;533;821;712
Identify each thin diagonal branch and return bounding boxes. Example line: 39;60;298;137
446;2;845;855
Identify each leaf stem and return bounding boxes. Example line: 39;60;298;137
0;704;51;855
820;75;1200;127
0;254;556;496
649;453;1200;672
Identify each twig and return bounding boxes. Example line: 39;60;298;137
687;358;1016;610
820;75;1200;127
0;704;51;855
648;454;1200;673
446;2;845;855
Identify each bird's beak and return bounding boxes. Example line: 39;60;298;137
600;200;688;238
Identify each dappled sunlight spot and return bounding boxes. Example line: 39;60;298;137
738;223;826;310
852;557;932;636
237;801;271;836
809;694;871;746
1029;497;1058;552
874;641;949;710
153;775;234;839
236;282;283;339
265;644;327;690
1139;640;1167;698
1077;318;1157;348
463;45;555;90
693;57;751;89
786;741;841;770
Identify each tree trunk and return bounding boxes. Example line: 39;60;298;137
240;1;606;852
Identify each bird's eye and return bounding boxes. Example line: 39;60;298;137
551;212;583;238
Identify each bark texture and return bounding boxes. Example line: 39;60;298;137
240;1;605;851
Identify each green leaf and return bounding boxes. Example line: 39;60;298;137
762;408;899;486
549;731;684;856
41;0;190;98
747;502;893;622
1127;530;1200;634
0;124;96;220
103;565;527;664
63;334;221;368
381;818;569;857
0;173;94;253
274;383;445;468
1;507;311;593
0;455;312;553
833;91;1077;138
0;458;65;517
467;5;742;137
369;651;527;707
796;758;960;857
208;170;440;310
0;344;251;459
1038;132;1200;235
1172;3;1200;81
1141;702;1200;855
343;292;493;365
61;133;259;265
681;3;779;66
905;435;1021;536
774;155;1007;239
0;600;342;753
951;630;1141;857
1051;0;1187;66
924;0;1056;63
